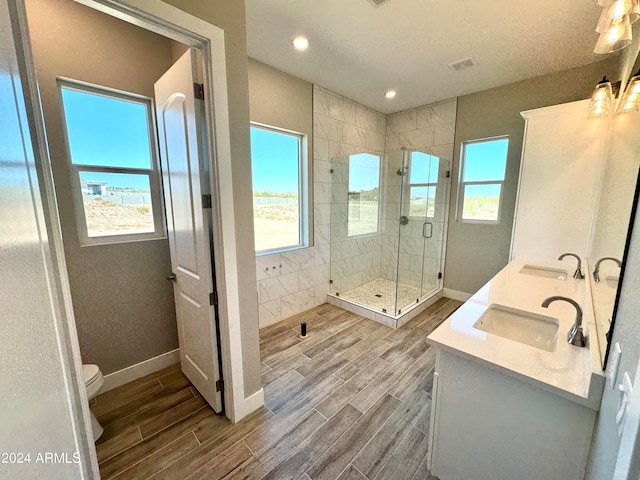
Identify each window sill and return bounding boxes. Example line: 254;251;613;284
255;244;311;257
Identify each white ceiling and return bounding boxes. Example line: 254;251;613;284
245;0;609;114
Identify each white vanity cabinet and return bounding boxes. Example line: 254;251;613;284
426;259;604;480
428;349;597;480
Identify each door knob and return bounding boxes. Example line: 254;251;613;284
167;273;177;281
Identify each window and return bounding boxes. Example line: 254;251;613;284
347;153;381;237
408;151;439;218
59;80;164;245
250;124;308;253
458;137;509;222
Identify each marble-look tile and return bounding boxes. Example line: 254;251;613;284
314;87;331;117
314;284;329;305
385;133;399;153
256;253;281;281
259;299;282;328
314;160;331;184
329;95;357;125
314;137;330;162
416;99;457;128
354;106;378;132
314;114;343;142
434;123;455;146
281;288;316;318
426;143;455;162
343;124;368;149
377;114;388;136
398;127;434;149
314;203;331;226
259;272;299;303
386;111;417;134
314;224;330;245
314;182;330;205
330;183;348;205
315;243;330;266
281;248;316;274
298;264;330;290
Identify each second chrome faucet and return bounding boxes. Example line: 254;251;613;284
558;253;585;280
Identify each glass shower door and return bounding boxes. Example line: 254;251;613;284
396;149;443;314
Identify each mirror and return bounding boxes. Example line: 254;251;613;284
588;111;640;368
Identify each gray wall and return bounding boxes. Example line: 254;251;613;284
163;0;262;396
444;57;620;295
25;0;178;375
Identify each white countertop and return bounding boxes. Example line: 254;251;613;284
427;258;605;410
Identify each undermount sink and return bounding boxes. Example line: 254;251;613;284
519;265;568;281
473;304;559;352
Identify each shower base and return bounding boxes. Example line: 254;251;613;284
327;277;441;329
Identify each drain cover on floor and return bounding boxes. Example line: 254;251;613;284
374;294;382;298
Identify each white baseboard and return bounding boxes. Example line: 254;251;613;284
102;349;180;393
443;288;472;302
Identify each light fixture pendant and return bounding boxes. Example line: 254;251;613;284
588;76;613;118
618;69;640;114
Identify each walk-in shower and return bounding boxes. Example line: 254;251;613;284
328;148;450;326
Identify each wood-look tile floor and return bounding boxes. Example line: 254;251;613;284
94;297;462;480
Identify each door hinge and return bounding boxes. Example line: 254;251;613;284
202;194;212;209
215;379;224;392
194;82;205;100
438;272;443;279
209;291;218;306
445;170;451;178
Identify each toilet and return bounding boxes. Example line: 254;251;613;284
83;364;105;442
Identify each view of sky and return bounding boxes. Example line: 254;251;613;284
349;153;380;191
251;126;300;193
61;86;153;190
410;152;439;185
463;138;509;182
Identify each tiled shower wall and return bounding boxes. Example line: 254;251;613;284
255;86;386;327
380;100;457;291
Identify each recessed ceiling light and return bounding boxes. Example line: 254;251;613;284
292;36;309;51
385;90;397;99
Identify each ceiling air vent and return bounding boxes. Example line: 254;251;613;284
448;57;478;72
366;0;391;7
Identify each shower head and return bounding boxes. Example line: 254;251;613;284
396;167;407;176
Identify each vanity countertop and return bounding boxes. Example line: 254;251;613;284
427;258;605;410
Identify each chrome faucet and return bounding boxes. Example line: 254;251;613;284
558;253;585;280
593;257;621;282
541;296;587;347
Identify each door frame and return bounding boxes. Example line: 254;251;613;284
13;0;262;460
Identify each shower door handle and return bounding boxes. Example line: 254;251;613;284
423;222;433;239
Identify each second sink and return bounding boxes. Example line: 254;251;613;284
519;265;568;280
473;304;560;352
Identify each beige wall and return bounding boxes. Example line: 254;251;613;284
25;0;178;375
444;57;620;295
162;0;262;396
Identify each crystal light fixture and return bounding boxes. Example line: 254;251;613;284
587;77;614;118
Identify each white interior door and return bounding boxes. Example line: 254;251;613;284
154;49;222;412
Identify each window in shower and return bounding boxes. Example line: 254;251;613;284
458;136;509;223
250;124;307;253
347;153;380;237
408;151;439;218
